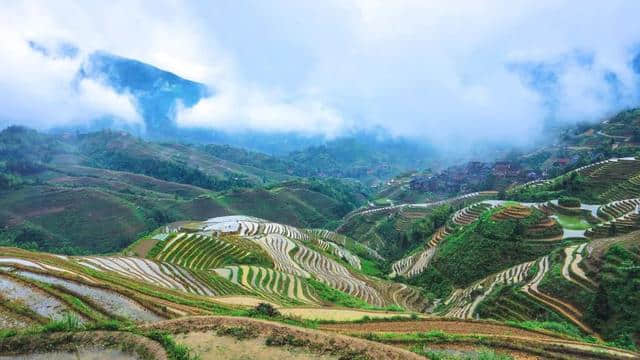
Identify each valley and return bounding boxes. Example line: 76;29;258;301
1;151;640;359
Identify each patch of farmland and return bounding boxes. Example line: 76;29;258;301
151;233;252;270
15;271;164;322
315;239;361;269
203;216;309;241
252;234;310;278
76;256;217;296
451;202;494;226
444;260;534;319
0;273;76;321
213;265;318;305
278;307;415;321
293;245;384;306
379;282;429;313
521;256;593;334
305;228;348;245
561;244;597;289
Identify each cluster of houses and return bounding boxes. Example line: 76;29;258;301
409;160;546;194
408;151;607;194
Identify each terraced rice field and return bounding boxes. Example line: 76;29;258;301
305;229;347;245
15;270;164;322
562;244;597;289
315;239;361;269
278;307;415;321
451;202;494;226
597;198;640;220
293;245;384;306
0;273;77;322
252;234;310;278
340;191;498;224
319;319;639;359
390;224;452;278
241;221;309;241
77;256;222;296
444;261;534;319
212;265;319;305
384;283;429;312
585;212;640;238
491;204;531;220
521;256;593;334
151;233;252;270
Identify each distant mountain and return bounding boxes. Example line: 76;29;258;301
79;51;209;134
67;50;326;154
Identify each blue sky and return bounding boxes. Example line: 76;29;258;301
1;1;640;148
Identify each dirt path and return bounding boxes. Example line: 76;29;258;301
278;307;414;321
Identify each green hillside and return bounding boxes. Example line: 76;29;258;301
0;127;368;254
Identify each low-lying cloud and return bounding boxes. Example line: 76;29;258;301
0;17;141;129
1;1;639;148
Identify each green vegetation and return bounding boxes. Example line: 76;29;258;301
505;320;595;343
476;284;570;324
538;253;594;311
216;325;259;340
306;278;402;311
430;207;559;287
306;278;372;308
404;266;454;300
412;347;513;360
586;245;640;349
558;196;581;208
554;214;591;230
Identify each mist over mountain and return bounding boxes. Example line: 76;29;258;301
3;1;640;157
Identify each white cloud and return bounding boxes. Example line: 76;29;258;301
1;0;639;147
0;22;141;128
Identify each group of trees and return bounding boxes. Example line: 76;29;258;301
86;151;252;192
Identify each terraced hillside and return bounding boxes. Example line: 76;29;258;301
509;157;640;203
128;215;430;312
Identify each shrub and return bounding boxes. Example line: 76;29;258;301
42;313;83;333
216;326;258;340
147;331;199;360
558;196;581;208
250;303;281;318
265;332;310;347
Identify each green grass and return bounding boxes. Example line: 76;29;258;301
553;214;591;230
412;346;513;360
505;320;596;343
430;207;559;287
306;278;403;311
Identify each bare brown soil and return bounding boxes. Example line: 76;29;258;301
128;238;158;257
176;331;338;360
142;316;424;360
